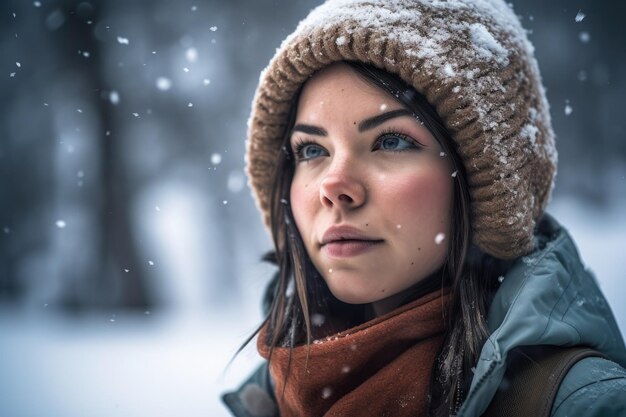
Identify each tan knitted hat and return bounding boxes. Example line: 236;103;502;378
245;0;557;259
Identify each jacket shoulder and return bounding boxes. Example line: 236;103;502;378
222;362;278;417
551;356;626;417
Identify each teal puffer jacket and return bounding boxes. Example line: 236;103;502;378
223;214;626;417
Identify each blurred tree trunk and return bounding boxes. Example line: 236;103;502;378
53;0;152;311
0;2;57;302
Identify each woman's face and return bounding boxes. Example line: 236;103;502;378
289;63;454;312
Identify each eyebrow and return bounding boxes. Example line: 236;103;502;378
358;109;414;132
291;124;327;136
290;108;415;137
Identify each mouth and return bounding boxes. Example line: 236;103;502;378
322;239;383;258
320;225;384;258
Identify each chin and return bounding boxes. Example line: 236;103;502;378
326;282;378;305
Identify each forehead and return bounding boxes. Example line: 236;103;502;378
296;63;398;117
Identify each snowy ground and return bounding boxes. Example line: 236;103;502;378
0;196;624;417
0;308;263;417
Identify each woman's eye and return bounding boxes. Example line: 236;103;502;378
295;142;328;161
375;134;418;151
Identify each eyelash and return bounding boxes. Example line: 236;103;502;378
292;129;424;162
375;128;424;151
292;137;320;162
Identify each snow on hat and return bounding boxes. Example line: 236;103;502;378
245;0;557;259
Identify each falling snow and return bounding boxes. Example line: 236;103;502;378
156;77;172;91
565;104;573;116
435;233;445;245
579;32;590;43
227;171;245;193
321;387;332;399
210;26;218;32
311;313;325;327
56;220;66;229
117;36;129;45
109;91;120;105
211;153;222;165
575;10;586;22
148;260;154;266
186;47;198;63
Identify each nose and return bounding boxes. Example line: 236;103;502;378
319;160;366;210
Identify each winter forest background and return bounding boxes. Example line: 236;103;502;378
1;0;625;416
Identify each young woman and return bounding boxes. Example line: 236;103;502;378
223;1;626;416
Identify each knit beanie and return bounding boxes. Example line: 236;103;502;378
245;0;557;260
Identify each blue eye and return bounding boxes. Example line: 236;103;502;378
376;134;418;151
294;142;328;161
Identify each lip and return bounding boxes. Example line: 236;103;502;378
320;225;384;258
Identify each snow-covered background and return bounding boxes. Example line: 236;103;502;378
1;1;625;416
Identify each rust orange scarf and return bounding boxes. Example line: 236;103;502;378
258;289;450;417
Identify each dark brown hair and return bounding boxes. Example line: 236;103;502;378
252;61;510;416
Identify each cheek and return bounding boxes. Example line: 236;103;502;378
385;168;453;229
289;175;316;234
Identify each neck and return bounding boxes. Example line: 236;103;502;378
370;271;443;318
